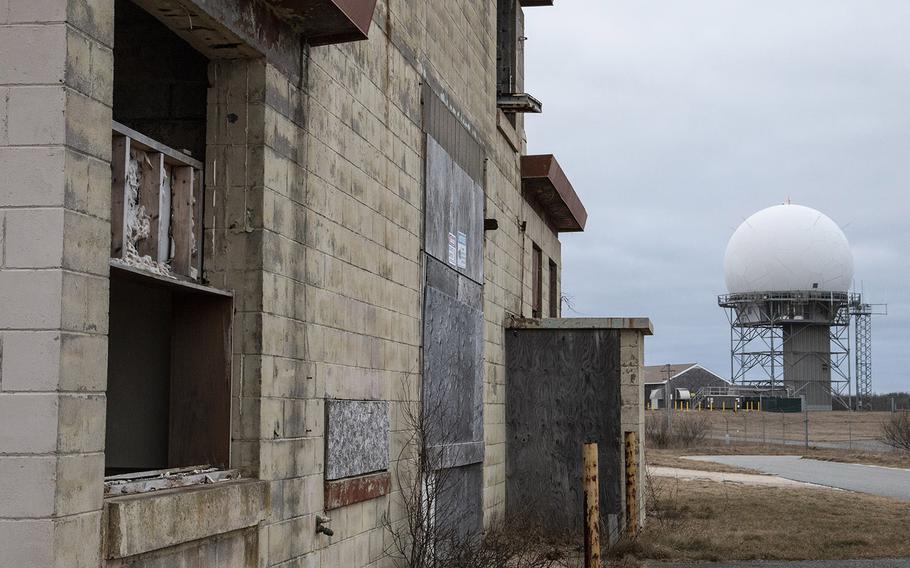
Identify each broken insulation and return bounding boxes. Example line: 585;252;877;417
112;152;176;278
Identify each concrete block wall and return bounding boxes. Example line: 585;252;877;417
0;1;114;567
620;330;647;529
0;0;568;566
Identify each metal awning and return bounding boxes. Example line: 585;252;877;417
520;154;588;232
264;0;378;45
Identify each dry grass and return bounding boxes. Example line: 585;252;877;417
626;475;910;562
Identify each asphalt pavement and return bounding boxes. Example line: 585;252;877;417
647;560;910;567
688;455;910;501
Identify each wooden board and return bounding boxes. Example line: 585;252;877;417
505;328;623;532
171;165;195;276
111;135;131;258
169;292;233;469
137;151;165;259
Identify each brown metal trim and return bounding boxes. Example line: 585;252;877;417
263;0;378;45
325;471;391;510
521;154;588;232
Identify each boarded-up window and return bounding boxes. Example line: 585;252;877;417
549;258;558;318
532;243;542;318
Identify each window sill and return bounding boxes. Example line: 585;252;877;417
104;479;268;559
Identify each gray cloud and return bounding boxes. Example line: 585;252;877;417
524;0;910;392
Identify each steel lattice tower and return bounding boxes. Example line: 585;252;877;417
850;297;887;410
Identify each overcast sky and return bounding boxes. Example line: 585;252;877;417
524;1;910;393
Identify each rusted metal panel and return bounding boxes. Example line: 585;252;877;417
324;471;391;510
505;327;623;533
521;154;588;232
264;0;378;45
422;86;485;185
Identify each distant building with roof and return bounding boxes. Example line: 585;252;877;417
644;363;730;409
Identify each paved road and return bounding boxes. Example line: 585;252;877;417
689;455;910;501
646;560;910;567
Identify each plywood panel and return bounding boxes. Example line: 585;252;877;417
325;400;389;481
505;328;623;532
422;285;484;454
169;292;232;468
425;136;484;284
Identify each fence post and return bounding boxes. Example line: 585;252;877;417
804;406;809;450
583;443;601;568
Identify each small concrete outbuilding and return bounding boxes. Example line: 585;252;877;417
644;364;730;409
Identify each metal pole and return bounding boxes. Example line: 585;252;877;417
848;419;852;451
583;443;601;568
804;405;809;450
665;364;672;430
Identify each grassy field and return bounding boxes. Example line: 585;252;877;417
616;476;910;563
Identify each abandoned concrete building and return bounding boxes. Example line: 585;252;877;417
0;0;651;566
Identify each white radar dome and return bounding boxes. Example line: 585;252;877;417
724;204;854;294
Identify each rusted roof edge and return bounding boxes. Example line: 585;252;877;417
521;154;588;232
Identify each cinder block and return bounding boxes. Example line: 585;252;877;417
0;331;61;391
62;210;108;275
4;208;65;268
7;86;66;146
66;0;115;48
64;26;92;97
0;25;66;84
58;332;106;392
60;271;107;334
57;394;104;453
64;90;110;161
0;147;66;207
53;511;102;568
54;452;103;516
0;393;58;453
0;270;63;329
8;0;66;22
0;456;56;517
0;519;54;568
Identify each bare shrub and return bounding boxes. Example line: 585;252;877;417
383;376;570;568
645;413;710;449
881;411;910;451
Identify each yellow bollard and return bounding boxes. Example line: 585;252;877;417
722;401;726;413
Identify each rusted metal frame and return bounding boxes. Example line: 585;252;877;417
324;471;391;510
521;154;587;232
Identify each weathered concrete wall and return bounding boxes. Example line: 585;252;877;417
0;1;114;567
1;0;569;566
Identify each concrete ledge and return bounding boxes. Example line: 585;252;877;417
325;471;390;510
507;316;654;335
428;441;485;470
104;479;268;559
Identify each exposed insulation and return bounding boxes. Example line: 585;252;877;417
114;152;175;278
